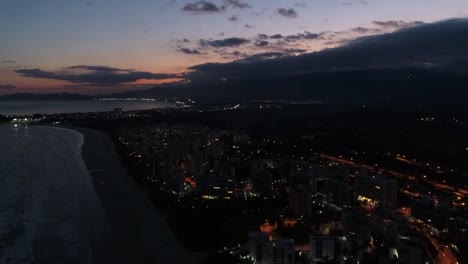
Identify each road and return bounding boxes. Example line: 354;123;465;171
319;154;467;198
321;153;462;264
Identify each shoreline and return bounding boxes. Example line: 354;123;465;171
0;100;175;116
0;125;105;263
70;126;200;264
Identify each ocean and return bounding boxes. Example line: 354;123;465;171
0;100;174;116
0;125;199;263
0;125;103;263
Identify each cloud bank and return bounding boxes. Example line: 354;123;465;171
15;65;180;86
0;85;16;91
186;19;468;82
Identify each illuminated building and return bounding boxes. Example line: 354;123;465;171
355;172;397;207
198;171;236;200
374;175;397;206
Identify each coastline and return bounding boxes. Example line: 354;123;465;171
70;126;200;264
0;125;105;263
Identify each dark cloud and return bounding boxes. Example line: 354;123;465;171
352;27;374;34
227;15;239;21
245;24;254;28
199;37;250;48
232;51;243;56
284;48;307;53
260;32;319;41
372;20;424;28
270;34;283;39
257;34;268;40
66;65;129;72
15;66;179;86
255;40;269;47
174;19;423;65
182;1;224;14
175;38;191;43
238;52;287;62
187;19;468;81
238;49;307;63
0;85;16;91
178;48;203;55
373;20;402;27
277;8;298;18
179;29;322;61
252;8;269;16
2;60;16;63
284;32;319;41
225;0;251;9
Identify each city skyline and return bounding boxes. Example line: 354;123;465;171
1;0;468;94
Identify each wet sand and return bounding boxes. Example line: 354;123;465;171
74;127;200;264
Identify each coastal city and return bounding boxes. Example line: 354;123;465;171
2;1;468;263
2;101;467;264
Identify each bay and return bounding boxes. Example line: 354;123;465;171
0;100;174;116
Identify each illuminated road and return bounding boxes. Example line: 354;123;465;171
319;154;467;198
322;153;462;263
411;223;459;264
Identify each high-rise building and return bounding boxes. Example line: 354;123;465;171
374;175;397;206
397;236;426;264
168;136;187;164
289;186;308;217
165;166;185;194
355;172;397;207
262;239;295;264
354;170;371;197
369;213;399;246
326;178;348;208
342;210;371;245
310;233;349;263
253;170;273;195
249;232;269;263
198;171;236;200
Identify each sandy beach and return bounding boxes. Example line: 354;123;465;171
0;125;199;263
73;127;200;264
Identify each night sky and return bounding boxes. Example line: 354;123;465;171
1;0;467;94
